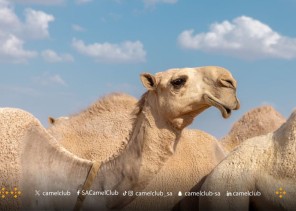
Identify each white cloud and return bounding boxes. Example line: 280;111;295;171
76;0;92;5
72;24;85;32
0;34;37;63
144;0;177;6
0;1;20;30
23;9;55;39
33;73;67;86
0;0;54;62
42;49;74;63
0;2;54;39
178;16;296;60
11;0;65;5
72;38;146;63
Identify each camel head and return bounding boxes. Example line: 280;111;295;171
140;66;240;129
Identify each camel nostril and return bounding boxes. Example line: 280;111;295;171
227;80;234;88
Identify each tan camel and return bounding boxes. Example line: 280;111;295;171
48;66;240;208
221;105;286;151
124;106;285;210
122;129;226;210
0;108;94;210
0;111;221;211
48;93;137;162
199;110;296;211
48;105;285;210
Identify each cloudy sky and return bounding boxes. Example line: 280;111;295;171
1;0;296;138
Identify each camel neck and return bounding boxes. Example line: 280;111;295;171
98;92;181;208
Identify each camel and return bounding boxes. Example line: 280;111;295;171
48;93;138;162
49;106;285;210
0;108;95;210
123;106;285;210
49;115;228;211
221;105;286;151
170;106;286;210
199;110;296;210
47;66;240;209
121;129;226;210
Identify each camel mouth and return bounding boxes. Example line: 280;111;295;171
204;95;232;119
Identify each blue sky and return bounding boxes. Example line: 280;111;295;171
1;0;296;138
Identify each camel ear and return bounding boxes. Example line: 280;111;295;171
140;73;157;90
48;117;55;125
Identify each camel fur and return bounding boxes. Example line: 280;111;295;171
221;105;286;151
48;66;240;209
48;93;137;162
0;108;94;210
199;110;296;211
125;106;285;210
91;104;285;210
123;129;226;210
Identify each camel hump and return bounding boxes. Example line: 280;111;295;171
221;105;285;151
92;93;137;110
274;109;296;142
0;107;41;126
0;108;43;143
229;105;285;138
73;93;137;117
48;93;136;125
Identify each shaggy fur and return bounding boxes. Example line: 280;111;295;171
199;110;296;210
221;105;286;151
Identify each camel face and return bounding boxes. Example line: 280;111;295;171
201;66;240;118
141;66;240;129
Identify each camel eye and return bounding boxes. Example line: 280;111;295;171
171;76;187;89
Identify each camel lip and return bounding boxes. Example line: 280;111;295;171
204;94;232;119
